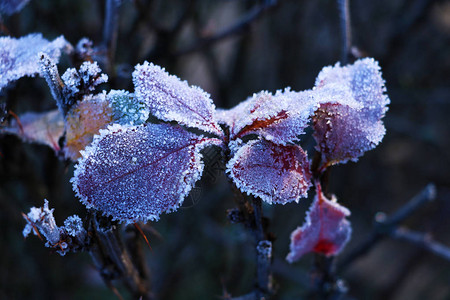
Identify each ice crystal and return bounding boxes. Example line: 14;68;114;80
226;139;312;204
133;62;223;136
107;90;149;125
218;89;318;145
0;0;31;15
64;93;113;160
286;183;351;262
0;34;69;91
2;109;64;151
312;58;389;168
72;123;221;223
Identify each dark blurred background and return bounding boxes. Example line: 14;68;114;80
1;0;449;299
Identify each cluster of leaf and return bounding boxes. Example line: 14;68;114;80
1;33;389;261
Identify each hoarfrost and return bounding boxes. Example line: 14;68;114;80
218;89;318;145
63;215;85;238
22;199;60;245
0;34;69;91
72;123;221;223
286;183;351;263
226;139;312;204
312;58;389;168
107;89;149;125
61;61;108;100
133;62;223;136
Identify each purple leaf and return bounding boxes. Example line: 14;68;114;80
226;139;312;204
72;123;222;223
0;34;70;91
312;58;389;168
217;89;317;145
133;62;223;136
286;183;351;263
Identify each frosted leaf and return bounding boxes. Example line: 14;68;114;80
0;34;69;91
0;0;31;15
22;199;60;245
286;183;351;263
312;58;389;168
2;109;64;151
64;93;113;160
226;139;312;204
133;61;223;136
107;89;149;125
61;61;108;100
72;123;221;223
218;89;318;145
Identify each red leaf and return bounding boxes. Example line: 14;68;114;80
286;183;351;263
226;139;312;204
133;62;223;136
72;123;221;223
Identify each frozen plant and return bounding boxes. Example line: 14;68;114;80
22;200;86;256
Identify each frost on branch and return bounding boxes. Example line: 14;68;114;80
72;123;221;223
64;93;113;160
0;34;69;92
217;89;317;145
286;183;351;263
107;90;149;125
23;200;86;256
1;109;64;152
226;138;312;204
312;58;389;168
133;62;223;136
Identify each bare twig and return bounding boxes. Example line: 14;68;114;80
390;227;450;261
337;184;436;271
102;0;121;73
175;0;278;56
337;0;351;65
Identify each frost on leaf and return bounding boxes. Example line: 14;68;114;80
286;183;351;263
1;109;64;152
218;89;317;145
0;34;69;91
0;0;31;16
133;62;223;136
107;90;149;125
72;123;221;223
226;139;312;204
64;93;113;160
312;58;389;168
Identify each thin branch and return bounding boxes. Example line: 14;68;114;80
337;0;351;65
390;227;450;261
337;184;436;271
175;0;278;56
102;0;121;73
